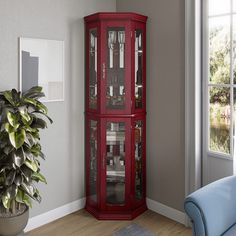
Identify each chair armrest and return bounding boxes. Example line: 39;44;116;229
185;201;206;236
184;176;236;236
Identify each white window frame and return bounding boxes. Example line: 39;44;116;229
185;0;236;225
185;0;202;226
185;0;202;198
203;0;235;160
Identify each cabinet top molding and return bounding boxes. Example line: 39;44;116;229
84;12;148;23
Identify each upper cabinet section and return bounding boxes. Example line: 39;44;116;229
85;13;147;115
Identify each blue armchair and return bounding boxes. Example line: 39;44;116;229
184;176;236;236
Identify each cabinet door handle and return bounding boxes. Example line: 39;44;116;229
102;63;106;80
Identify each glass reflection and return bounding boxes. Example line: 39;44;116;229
209;16;230;84
135;120;143;200
106;27;126;110
106;122;125;205
135;29;143;109
209;87;230;154
89;120;98;202
89;29;98;109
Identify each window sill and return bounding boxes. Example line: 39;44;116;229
207;151;233;161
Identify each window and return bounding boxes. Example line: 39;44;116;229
205;0;236;157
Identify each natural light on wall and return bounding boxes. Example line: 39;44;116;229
207;0;236;159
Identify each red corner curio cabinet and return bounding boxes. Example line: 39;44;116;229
84;12;148;220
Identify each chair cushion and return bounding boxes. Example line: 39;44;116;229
223;224;236;236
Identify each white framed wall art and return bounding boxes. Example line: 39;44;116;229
19;37;64;102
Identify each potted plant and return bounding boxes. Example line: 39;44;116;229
0;87;52;236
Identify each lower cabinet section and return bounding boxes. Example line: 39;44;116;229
85;114;146;220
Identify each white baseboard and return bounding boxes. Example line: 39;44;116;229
25;198;86;232
146;198;186;225
25;197;185;232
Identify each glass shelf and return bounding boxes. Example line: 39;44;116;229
106;122;126;205
106;27;126;110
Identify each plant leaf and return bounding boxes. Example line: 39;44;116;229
23;98;48;114
31;117;47;129
23;97;37;106
32;111;53;124
21;165;33;182
16;189;33;207
22;86;43;98
5;123;15;134
29;92;45;99
11;89;21;106
2;195;11;209
39;151;45;160
9;129;26;149
33;190;42;203
3;91;14;106
30;144;41;157
5;170;16;186
25;132;36;147
25;160;38;172
32;172;47;184
22;194;32;208
19;107;32;124
16;189;24;203
12;148;26;167
6;184;18;199
21;182;34;195
14;174;23;186
35;101;48;114
3;145;14;155
7;111;19;129
25;152;34;162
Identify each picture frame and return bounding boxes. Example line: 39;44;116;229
19;37;64;102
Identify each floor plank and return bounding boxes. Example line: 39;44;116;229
27;209;192;236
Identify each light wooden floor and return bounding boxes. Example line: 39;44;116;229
27;209;192;236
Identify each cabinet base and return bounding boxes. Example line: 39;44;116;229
85;204;147;220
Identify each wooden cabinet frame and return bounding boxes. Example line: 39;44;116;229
84;12;148;220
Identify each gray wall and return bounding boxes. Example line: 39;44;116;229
117;0;185;211
0;0;116;217
0;0;185;218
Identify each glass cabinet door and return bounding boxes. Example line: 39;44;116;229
89;28;98;110
106;121;126;205
134;120;144;200
105;27;126;111
89;120;98;202
135;28;144;110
